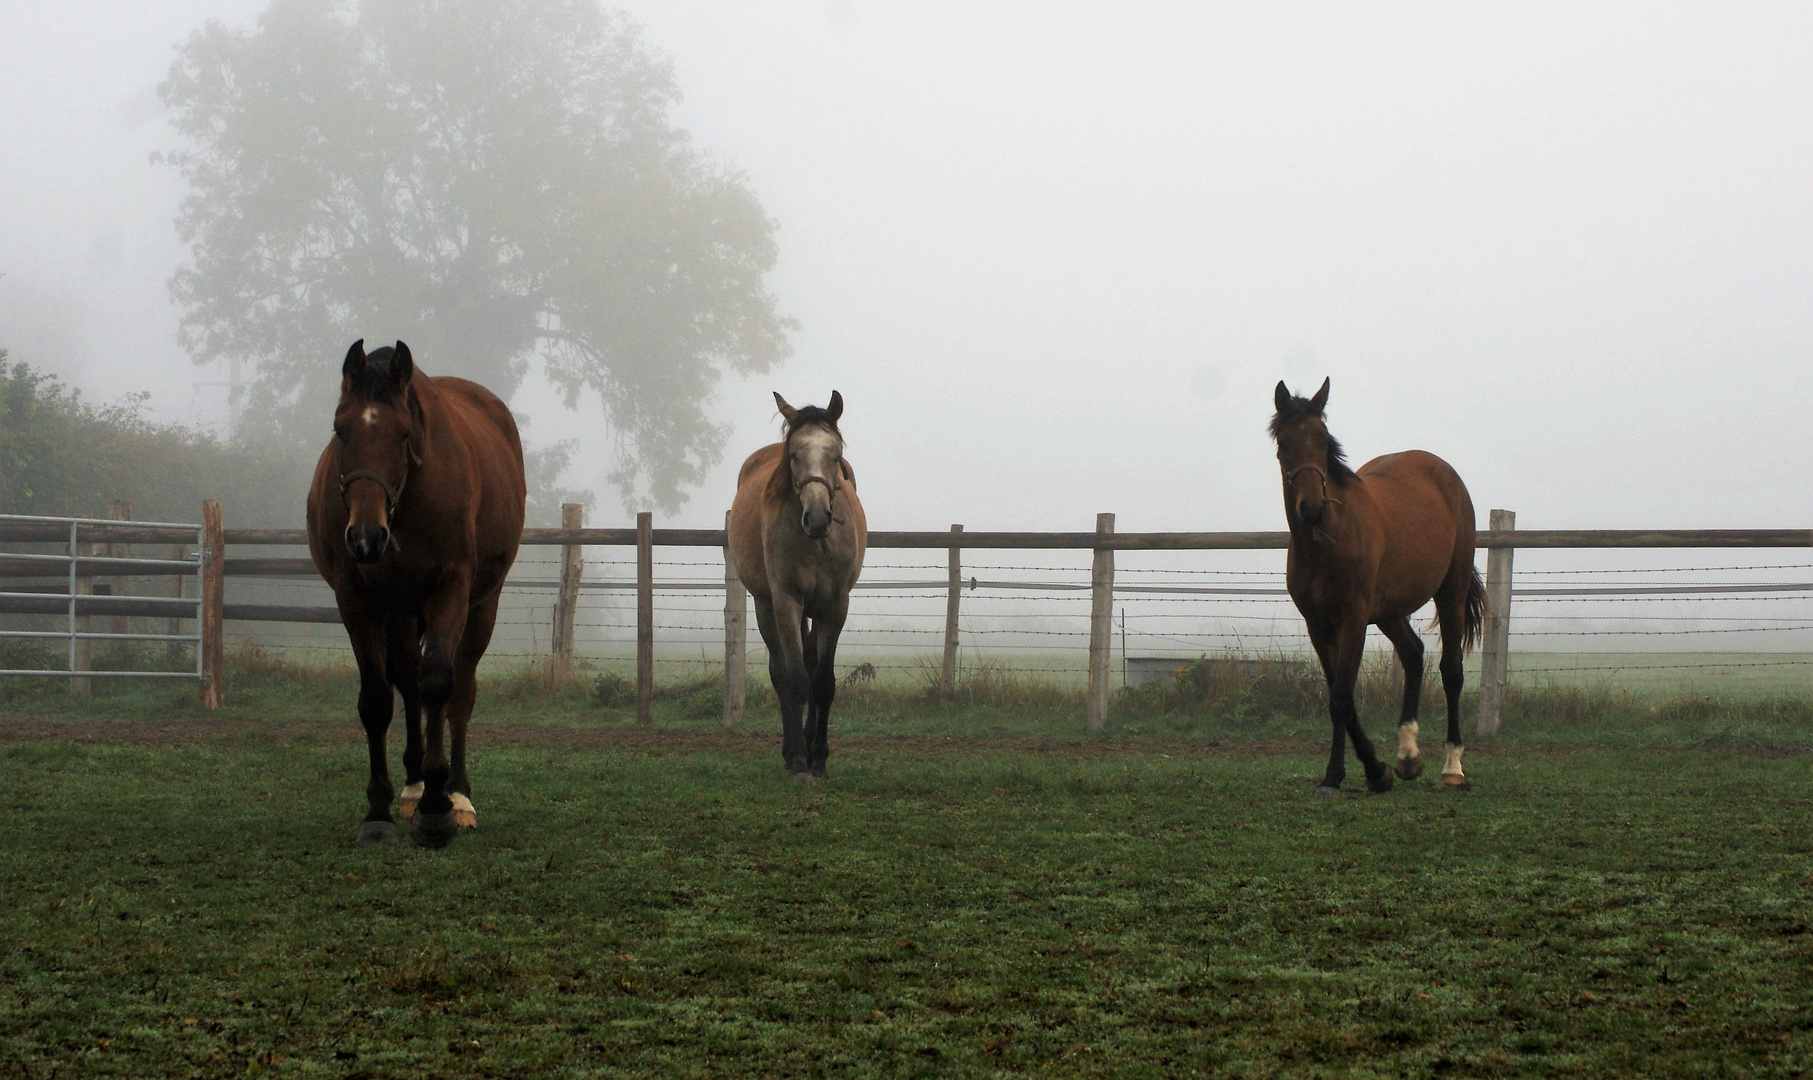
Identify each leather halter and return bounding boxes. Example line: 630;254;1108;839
1284;462;1331;496
795;474;838;499
338;438;420;518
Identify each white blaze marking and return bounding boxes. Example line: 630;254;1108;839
1397;721;1420;761
1442;743;1465;778
362;406;377;426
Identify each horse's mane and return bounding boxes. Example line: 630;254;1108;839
783;405;840;440
1268;395;1356;486
353;346;407;403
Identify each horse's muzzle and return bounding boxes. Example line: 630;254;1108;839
801;507;832;539
1296;500;1325;527
345;524;389;564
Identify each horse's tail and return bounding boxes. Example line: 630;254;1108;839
1460;565;1487;654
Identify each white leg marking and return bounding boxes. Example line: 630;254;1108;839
1397;721;1420;761
450;792;477;828
1442;743;1465;779
397;781;424;820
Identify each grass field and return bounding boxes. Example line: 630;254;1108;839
2;660;1811;1078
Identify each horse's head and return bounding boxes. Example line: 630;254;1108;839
1270;377;1349;528
774;390;845;540
334;339;423;563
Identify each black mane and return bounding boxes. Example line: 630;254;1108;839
784;404;841;439
1268;394;1355;486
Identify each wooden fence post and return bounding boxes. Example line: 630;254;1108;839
550;502;584;681
722;511;746;728
941;524;963;699
1086;512;1115;731
636;511;653;725
106;499;132;641
1476;508;1515;736
200;499;225;709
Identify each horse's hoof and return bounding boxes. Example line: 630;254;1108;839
410;811;459;848
1441;773;1471;791
1366;766;1395;794
1394;755;1424;781
1313;785;1341;799
450;793;477;829
788;771;818;785
357;820;398;846
397;798;418;821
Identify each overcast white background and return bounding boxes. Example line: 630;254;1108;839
2;1;1809;534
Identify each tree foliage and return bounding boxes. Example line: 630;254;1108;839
0;353;305;527
160;0;793;511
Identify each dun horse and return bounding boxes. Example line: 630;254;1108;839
728;392;867;780
307;341;526;846
1270;378;1485;797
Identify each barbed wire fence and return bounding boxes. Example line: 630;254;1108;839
217;544;1812;695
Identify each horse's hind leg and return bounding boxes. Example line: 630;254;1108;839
1434;576;1471;790
1377;616;1426;781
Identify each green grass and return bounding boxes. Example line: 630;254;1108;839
3;651;1812;1076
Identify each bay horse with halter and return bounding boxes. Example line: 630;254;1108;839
307;340;526;846
1270;378;1485;797
728;392;867;781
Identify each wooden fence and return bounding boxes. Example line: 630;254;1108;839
3;500;1807;732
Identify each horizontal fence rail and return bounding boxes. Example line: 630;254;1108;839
3;506;1808;718
219;528;1812;550
0;509;207;689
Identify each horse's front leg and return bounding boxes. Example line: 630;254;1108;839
385;616;425;821
1330;618;1394;795
756;593;813;780
410;576;472;848
806;605;849;778
1377;616;1426;781
342;615;398;845
444;593;502;829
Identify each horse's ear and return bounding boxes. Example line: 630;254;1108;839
1308;377;1330;414
773;392;798;426
343;339;367;381
826;390;843;423
390;341;415;390
1273;380;1291;413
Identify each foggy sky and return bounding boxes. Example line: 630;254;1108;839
2;1;1809;534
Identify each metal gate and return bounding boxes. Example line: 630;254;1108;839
0;513;206;683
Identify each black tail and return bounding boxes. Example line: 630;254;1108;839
1461;566;1487;654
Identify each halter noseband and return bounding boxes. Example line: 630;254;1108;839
338;437;420;518
1284;462;1331;496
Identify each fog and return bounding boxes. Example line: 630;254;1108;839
3;1;1810;534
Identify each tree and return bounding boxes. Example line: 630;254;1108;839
0;352;304;526
160;0;793;512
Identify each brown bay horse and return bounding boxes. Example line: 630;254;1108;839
1271;378;1485;797
728;392;867;781
307;341;526;846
